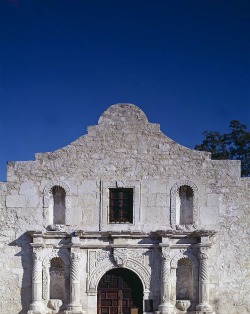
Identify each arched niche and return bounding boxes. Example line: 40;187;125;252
176;258;193;301
49;257;66;300
43;181;71;226
170;252;199;310
170;180;199;229
42;250;70;303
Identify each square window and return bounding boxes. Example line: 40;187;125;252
109;188;133;223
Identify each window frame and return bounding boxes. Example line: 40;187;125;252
109;188;133;224
100;180;141;231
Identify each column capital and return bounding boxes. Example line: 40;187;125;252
160;246;171;261
71;251;81;261
197;244;210;260
32;250;43;262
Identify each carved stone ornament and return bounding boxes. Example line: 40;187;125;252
71;252;81;260
161;246;170;261
48;299;63;311
198;246;209;260
176;300;191;311
113;248;128;267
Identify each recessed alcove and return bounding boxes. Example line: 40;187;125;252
176;185;194;225
49;257;66;300
51;186;66;225
176;258;193;301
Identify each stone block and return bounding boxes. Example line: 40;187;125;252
6;195;25;207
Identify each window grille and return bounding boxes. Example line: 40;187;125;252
109;188;133;223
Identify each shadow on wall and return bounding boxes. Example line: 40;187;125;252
9;232;33;314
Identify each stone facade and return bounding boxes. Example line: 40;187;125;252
0;103;249;314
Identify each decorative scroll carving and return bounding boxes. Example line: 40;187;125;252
89;251;96;275
171;251;198;270
170;180;199;229
42;266;48;300
126;249;145;265
87;257;150;292
113;248;128;267
97;249;111;262
126;259;150;289
88;259;114;290
43;250;70;268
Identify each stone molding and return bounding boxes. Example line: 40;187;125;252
42;249;71;268
170;180;199;229
87;248;151;293
100;180;141;231
170;250;198;269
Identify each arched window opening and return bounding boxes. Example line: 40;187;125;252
49;257;65;300
176;258;193;301
51;186;66;225
177;185;194;225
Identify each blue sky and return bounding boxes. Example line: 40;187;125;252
0;0;249;181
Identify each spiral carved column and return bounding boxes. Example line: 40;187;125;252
158;246;174;314
28;250;45;313
67;251;83;313
196;246;213;313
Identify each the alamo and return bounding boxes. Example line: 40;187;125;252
0;104;249;314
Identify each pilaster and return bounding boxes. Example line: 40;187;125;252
196;237;214;313
158;238;174;314
66;236;84;314
28;248;45;314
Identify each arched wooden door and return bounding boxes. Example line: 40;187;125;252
97;268;143;314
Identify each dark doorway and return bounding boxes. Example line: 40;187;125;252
97;268;143;314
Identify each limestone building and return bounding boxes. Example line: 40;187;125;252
0;104;249;314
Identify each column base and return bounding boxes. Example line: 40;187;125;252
66;302;84;314
158;302;174;314
64;311;84;314
194;312;215;314
28;301;45;314
196;302;214;313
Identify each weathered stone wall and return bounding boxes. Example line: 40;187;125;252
0;104;249;313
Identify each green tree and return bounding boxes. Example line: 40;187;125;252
195;120;250;177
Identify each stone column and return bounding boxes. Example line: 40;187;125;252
196;245;213;313
28;251;45;313
67;251;83;313
158;245;174;314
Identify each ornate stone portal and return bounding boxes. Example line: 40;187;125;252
28;230;215;314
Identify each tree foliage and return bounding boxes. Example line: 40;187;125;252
194;120;250;177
